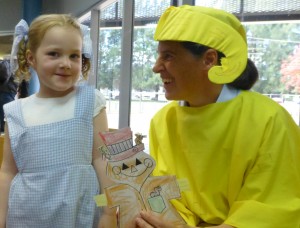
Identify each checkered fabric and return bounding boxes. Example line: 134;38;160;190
4;85;100;228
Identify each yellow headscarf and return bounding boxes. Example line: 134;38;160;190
154;5;248;84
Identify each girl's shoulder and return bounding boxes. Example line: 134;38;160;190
93;88;106;117
94;88;106;106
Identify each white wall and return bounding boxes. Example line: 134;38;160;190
0;0;103;56
0;0;22;34
42;0;104;17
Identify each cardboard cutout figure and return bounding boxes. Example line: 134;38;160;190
99;127;185;228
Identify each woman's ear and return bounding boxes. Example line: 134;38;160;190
202;49;218;69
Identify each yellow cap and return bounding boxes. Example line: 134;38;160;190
154;5;248;84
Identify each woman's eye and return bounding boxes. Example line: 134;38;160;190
162;53;173;60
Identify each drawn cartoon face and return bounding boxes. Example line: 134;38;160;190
107;151;156;186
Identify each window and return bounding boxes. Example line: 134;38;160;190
79;0;300;142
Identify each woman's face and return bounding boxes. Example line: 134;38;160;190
152;41;220;107
27;26;82;98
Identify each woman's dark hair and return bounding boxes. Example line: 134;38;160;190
180;41;258;90
181;41;211;58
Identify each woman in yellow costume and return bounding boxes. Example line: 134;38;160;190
136;5;300;228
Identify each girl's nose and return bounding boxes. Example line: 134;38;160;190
61;56;71;69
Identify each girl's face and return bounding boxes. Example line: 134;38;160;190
27;26;82;98
152;41;221;107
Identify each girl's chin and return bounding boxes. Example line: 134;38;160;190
52;81;76;90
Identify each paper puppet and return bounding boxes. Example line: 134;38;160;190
98;127;185;228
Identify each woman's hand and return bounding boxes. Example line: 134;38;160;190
135;211;235;228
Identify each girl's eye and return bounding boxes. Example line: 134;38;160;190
70;54;80;59
47;52;59;57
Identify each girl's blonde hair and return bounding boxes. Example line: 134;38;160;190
15;14;91;82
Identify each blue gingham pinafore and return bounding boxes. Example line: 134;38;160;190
4;86;100;228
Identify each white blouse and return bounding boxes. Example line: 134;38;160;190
20;89;106;127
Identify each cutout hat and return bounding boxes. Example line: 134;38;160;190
99;127;144;162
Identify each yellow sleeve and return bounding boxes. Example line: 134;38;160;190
225;109;300;228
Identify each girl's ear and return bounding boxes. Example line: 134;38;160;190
202;49;218;70
26;50;35;67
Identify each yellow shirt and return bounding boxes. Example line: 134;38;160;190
149;90;300;228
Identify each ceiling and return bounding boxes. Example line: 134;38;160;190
1;0;300;59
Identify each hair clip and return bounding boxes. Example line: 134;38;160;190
80;24;92;59
10;19;29;74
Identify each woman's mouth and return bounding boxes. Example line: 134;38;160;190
162;78;172;84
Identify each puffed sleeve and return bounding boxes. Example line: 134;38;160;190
94;89;106;117
225;108;300;228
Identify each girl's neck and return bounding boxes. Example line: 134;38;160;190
36;87;76;98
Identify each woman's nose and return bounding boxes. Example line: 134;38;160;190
152;59;163;73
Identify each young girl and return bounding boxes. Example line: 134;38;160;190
0;15;116;227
